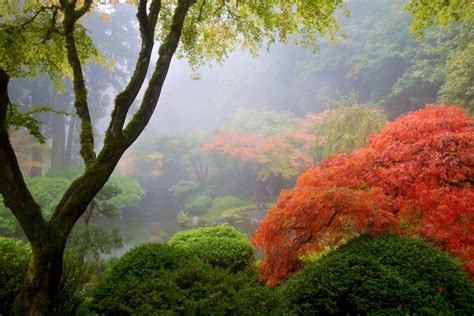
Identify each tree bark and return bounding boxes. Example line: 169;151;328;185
15;237;65;316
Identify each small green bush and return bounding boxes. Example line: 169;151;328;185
202;185;220;198
88;242;286;315
210;196;248;211
0;237;90;316
185;195;213;215
168;224;255;272
169;180;200;197
282;234;474;315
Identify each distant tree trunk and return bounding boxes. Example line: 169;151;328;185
51;115;66;168
30;147;43;177
64;116;76;165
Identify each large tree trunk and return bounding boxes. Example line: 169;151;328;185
14;231;66;316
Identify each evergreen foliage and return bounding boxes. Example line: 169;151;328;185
282;234;474;315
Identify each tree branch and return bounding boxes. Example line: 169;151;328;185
123;0;195;145
62;0;96;167
105;0;161;140
51;0;195;239
73;0;93;22
0;68;48;246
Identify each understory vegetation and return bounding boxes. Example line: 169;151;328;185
2;229;473;315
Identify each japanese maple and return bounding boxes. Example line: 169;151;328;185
201;132;264;164
253;105;474;284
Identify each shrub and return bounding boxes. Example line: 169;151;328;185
88;242;286;315
0;237;90;316
282;234;474;315
168;224;255;272
169;180;200;197
0;237;30;315
210;196;248;211
202;185;220;198
185;195;213;215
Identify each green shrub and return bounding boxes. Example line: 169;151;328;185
0;237;30;315
169;180;200;197
210;196;248;211
0;237;90;316
168;224;255;272
88;242;287;315
282;234;474;315
185;195;213;215
202;185;220;198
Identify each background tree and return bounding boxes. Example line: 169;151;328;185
294;0;473;118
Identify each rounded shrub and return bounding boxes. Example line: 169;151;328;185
0;237;90;316
282;234;474;315
88;242;287;315
210;196;247;211
168;224;255;272
185;194;213;215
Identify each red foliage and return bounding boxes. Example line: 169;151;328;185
201;132;264;163
253;105;474;284
253;186;397;285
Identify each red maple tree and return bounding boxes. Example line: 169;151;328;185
253;105;474;284
201;132;264;163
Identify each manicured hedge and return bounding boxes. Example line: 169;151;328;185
88;242;286;315
282;234;474;315
168;224;255;272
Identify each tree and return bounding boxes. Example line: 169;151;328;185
314;105;387;157
253;105;474;285
297;0;473;119
406;0;474;36
0;0;347;313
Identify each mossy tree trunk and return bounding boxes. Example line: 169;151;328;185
0;0;194;314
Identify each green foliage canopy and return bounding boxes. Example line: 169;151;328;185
406;0;474;36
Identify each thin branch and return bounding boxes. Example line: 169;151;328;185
62;0;96;167
17;7;46;29
121;0;195;145
73;0;93;22
105;0;161;140
44;6;60;42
